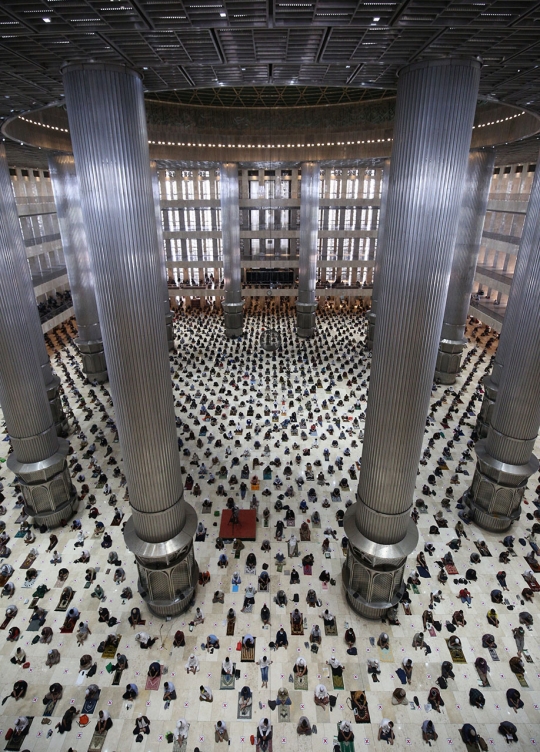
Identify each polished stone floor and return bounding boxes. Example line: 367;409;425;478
0;306;538;752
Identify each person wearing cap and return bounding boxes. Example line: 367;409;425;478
85;684;100;700
257;718;272;752
123;683;138;701
45;649;60;667
185;654;200;674
377;632;390;650
136;631;157;649
378;719;395;745
133;713;150;737
222;656;234;675
215;720;229;742
174;719;189;742
13;716;29;738
314;683;330;708
199;685;213;702
96;710;113;733
338;720;354;743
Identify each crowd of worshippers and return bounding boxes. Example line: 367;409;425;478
0;309;533;748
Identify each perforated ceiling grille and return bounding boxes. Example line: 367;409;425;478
0;1;539;121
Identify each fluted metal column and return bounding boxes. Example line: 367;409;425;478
476;147;540;437
297;162;320;338
343;59;480;619
435;149;495;384
466;167;540;531
63;62;197;616
220;163;243;337
0;146;68;436
48;154;108;382
151;162;175;350
366;159;390;351
0;155;77;528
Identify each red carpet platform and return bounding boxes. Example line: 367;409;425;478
219;509;257;541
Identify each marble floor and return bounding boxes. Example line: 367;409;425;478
0;306;538;752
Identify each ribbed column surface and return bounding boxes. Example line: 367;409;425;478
486;146;540;390
150;161;172;318
0;157;58;464
369;159;391;320
0;145;56;390
485;181;540;467
62;63;185;543
440;149;495;341
221;163;242;305
297;162;320;306
48;154;102;344
356;59;480;545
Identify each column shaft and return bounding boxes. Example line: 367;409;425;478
220;163;243;337
435;149;495;384
297;162;320;338
63;62;197;616
343;59;480;618
366;159;390;350
0;148;67;434
0;147;77;528
151;162;175;350
466;152;540;531
476;149;540;436
48;154;108;382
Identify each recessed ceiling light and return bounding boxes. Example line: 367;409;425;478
220;12;226;17
373;16;380;21
43;17;51;23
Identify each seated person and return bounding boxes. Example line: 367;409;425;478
206;634;220;650
506;688;524;712
338;721;354;744
275;590;287;607
482;633;497;649
314;683;329;708
246;553;257;573
491;589;503;604
321;609;335;627
378;719;395;744
306;589;317;607
519;610;534;626
487;608;499;627
509;655;525;675
297;716;312;735
258;570;270;589
148;661;161;678
498;721;518;744
85;683;100;701
239;685;252;712
213;590;225;604
98;607;110;623
80;654;93;671
113;654;129;672
173;630;185;648
261;603;271;625
222;657;234;675
469;687;485;709
135;631;156;649
43;682;63;703
345;627;356;647
377;632;390;650
422;720;438;744
128;607;142;628
310;623;322;644
290;567;300;584
275;627;288;648
327;655;343;676
294;656;308;676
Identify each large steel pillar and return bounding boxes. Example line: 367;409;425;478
366;159;390;351
434;149;495;384
296;162;320;338
0;151;77;528
466;165;540;531
150;162;175;350
343;59;480;619
63;62;197;617
476;150;540;437
220;163;243;337
48;154;108;383
0;147;68;436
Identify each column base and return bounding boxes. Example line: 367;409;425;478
124;502;199;618
223;301;244;338
76;339;108;383
165;313;175;351
7;437;78;528
434;338;466;385
366;311;376;351
464;439;538;532
296;302;317;339
476;370;498;439
341;505;418;619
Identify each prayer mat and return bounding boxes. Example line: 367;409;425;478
446;640;466;663
524;651;534;664
475;667;490;687
241;640;256;662
14;531;25;539
84;581;92;589
412;585;419;594
0;615;13;630
337;724;355;752
488;648;499;661
417;566;430;578
82;693;100;714
303;565;312;575
291;618;304;636
402;602;412;616
332;674;345;690
14;514;27;525
55;592;75;612
54;578;68;589
445;564;459;575
102;637;120;659
227;619;236;636
294;674;308;691
474;541;492;557
516;673;529;687
220;670;236;690
201;505;213;514
324;622;338;636
88;730;108;752
110;516;123;526
522;574;540;591
525;557;540;572
322;582;329;591
5;718;33;751
60;621;76;634
378;647;394;662
145;674;161;691
276;563;283;573
43;699;57;717
255;741;273;752
286;519;295;527
242;603;253;614
112;669;123;686
22;576;38;588
428;626;436;638
27;613;46;631
237;694;253;720
396;668;407;685
20;553;37;570
350;692;370;724
312;520;321;529
277;704;290;723
95;483;104;489
173;738;188;752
